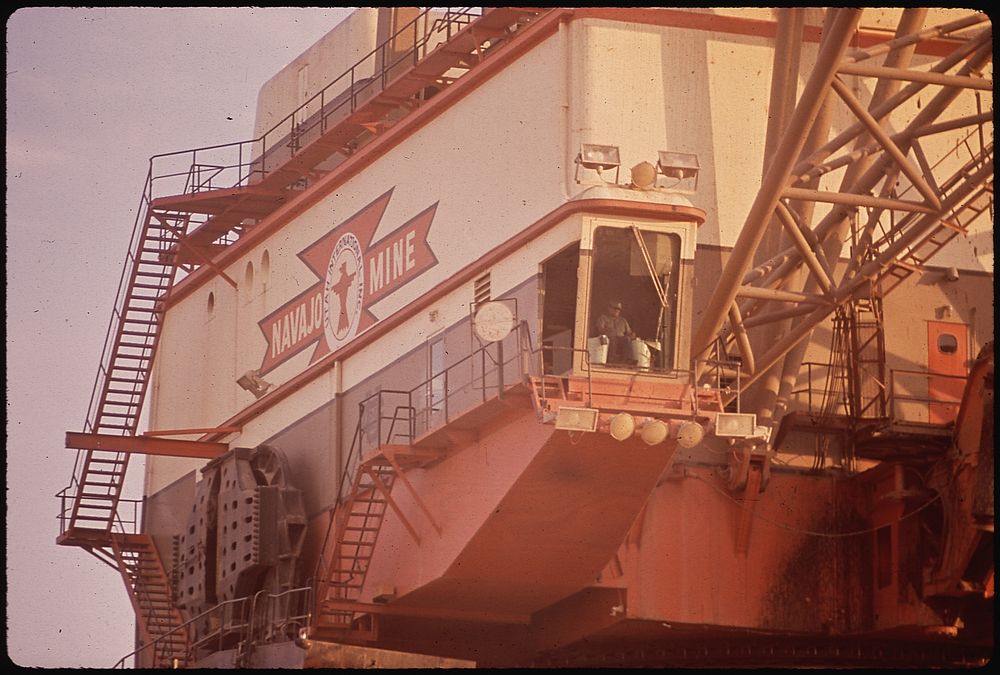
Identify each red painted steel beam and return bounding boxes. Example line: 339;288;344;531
66;431;228;459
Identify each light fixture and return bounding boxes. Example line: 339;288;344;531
657;150;700;190
555;406;600;433
714;412;757;438
609;412;636;441
630;161;657;190
237;369;273;399
640;419;669;446
371;583;397;604
576;143;621;184
675;420;705;448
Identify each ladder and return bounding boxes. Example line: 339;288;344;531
845;291;888;420
316;460;398;638
879;143;993;295
56;4;556;650
59;205;186;545
111;533;189;668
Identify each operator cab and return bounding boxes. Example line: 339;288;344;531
540;212;699;382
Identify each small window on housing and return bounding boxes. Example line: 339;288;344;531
260;250;271;288
937;333;958;354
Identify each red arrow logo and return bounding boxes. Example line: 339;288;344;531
258;189;438;374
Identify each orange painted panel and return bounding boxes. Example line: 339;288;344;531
927;322;968;424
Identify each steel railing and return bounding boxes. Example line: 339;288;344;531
790;361;967;425
112;586;313;669
144;8;488;202
887;367;966;424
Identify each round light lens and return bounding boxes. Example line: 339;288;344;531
640;420;669;446
609;413;636;441
676;421;705;448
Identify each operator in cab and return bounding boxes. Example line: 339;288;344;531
596;301;635;364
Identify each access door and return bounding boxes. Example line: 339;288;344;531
926;321;968;424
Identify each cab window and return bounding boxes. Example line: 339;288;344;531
587;226;680;371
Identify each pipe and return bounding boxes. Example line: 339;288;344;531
838;62;993;91
728;303;756;376
768;8;930;418
692;9;863;368
774;202;834;295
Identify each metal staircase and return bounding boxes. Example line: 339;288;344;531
57;203;187;547
111;533;189;668
315;459;399;638
879;141;993;295
149;6;550;264
57;6;553;548
55;5;554;660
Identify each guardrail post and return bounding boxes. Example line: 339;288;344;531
497;339;505;399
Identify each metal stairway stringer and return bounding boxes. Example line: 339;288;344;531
316;458;399;639
111;532;189;668
879;142;994;294
59;197;190;546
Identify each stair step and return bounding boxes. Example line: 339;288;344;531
118;341;154;350
109;366;150;374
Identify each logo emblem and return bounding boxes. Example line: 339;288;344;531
257;188;438;375
323;233;364;346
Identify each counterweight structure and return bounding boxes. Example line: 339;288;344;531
56;7;993;668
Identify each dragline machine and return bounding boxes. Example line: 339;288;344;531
56;7;992;668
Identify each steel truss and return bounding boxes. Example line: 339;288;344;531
692;9;993;421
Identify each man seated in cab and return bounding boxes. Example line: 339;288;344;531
596;301;636;365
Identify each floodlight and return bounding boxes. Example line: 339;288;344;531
609;412;636;441
714;412;757;438
576;144;621;184
555;406;600;433
578;144;620;170
675;420;705;448
630;161;657;190
640;419;669;446
657;151;700;189
237;369;273;399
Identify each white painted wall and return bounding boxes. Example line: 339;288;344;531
146;8;992;495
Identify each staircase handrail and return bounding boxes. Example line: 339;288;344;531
58;167;161;531
872;130;993;253
311;321;531;596
81;168;156;435
111;586;313;669
144;7;488;202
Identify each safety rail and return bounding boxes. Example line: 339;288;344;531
354;320;531;459
60;5;545;548
111;586;313;669
243;586;313;653
887;367;966;424
536;345;595;407
789;360;853;418
870;132;993;280
144;7;488;202
55;492;142;538
311;320;532;596
790;362;967;425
